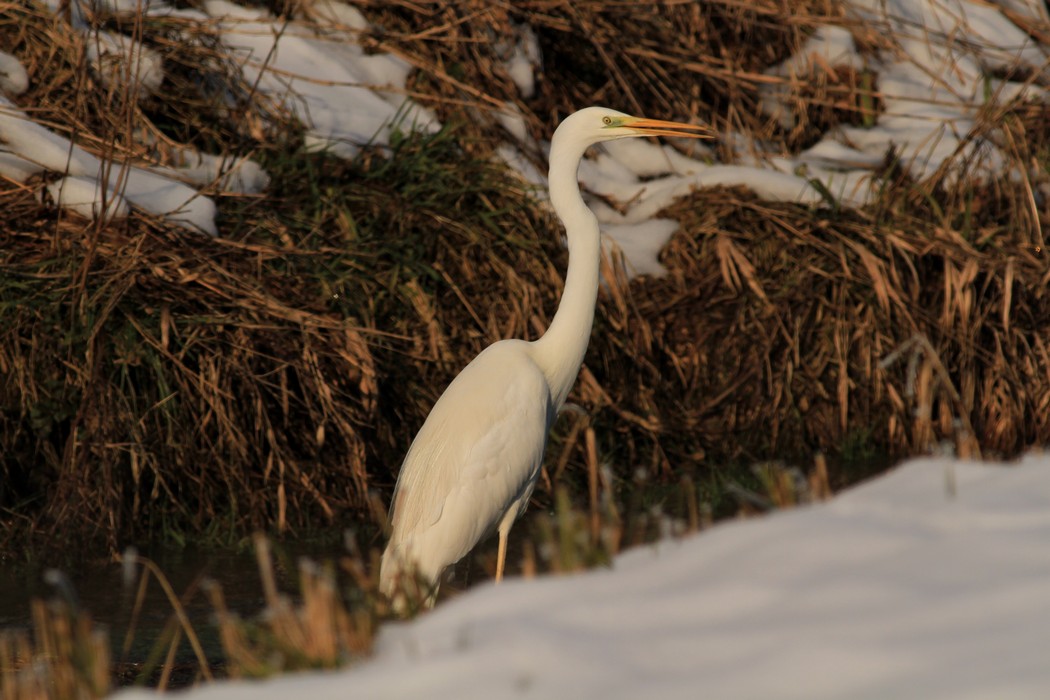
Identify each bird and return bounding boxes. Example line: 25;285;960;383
379;106;712;609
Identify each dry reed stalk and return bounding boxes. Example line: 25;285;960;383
2;0;1049;564
206;536;374;677
0;600;110;700
681;474;700;533
809;453;832;500
585;425;600;544
118;552;214;682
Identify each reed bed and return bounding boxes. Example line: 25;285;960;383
1;0;1048;563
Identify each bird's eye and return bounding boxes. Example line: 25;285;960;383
602;116;612;126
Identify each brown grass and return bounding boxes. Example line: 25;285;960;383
0;539;379;693
0;597;111;700
205;535;375;677
1;0;1048;562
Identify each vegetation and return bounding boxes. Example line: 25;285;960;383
1;3;1048;688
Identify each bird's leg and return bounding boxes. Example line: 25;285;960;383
495;527;508;582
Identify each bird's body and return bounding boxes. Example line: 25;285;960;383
381;340;552;588
379;107;710;607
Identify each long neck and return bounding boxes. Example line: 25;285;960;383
531;137;601;411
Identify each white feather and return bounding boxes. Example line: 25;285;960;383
379;107;710;610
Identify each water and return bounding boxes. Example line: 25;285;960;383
0;459;872;684
0;543;349;670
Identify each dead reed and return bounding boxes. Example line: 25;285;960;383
0;597;111;700
204;535;375;677
1;0;1048;564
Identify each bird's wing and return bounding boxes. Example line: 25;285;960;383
388;341;553;566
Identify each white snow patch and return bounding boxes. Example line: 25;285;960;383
601;137;712;178
205;0;439;159
85;29;165;100
0;52;28;95
45;175;130;221
0;96;217;234
495;144;545;190
495;102;532;145
602;219;680;278
37;1;167;98
691;165;824;204
303;0;371;32
495;22;542;98
761;25;864;129
0;152;40;182
156;152;271;194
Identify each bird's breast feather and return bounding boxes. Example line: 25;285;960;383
391;342;554;534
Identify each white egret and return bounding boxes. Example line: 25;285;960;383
379;106;712;608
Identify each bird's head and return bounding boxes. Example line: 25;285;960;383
554;106;713;149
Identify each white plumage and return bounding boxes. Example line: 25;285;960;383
379;107;711;609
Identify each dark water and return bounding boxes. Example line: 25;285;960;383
0;543;350;668
0;456;883;684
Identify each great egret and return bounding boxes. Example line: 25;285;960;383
379;106;712;608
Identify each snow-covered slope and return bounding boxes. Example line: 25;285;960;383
116;453;1050;699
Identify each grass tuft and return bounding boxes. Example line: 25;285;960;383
0;597;111;700
1;0;1048;567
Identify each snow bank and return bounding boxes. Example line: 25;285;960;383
114;453;1050;699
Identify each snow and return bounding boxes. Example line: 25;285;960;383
7;0;1046;266
758;0;1050;201
156;153;271;194
0;95;218;233
760;25;865;127
0;51;28;95
494;103;533;146
113;452;1050;699
45;175;130;221
494;22;542;98
85;29;165;100
203;0;439;159
602;219;680;278
37;0;166;99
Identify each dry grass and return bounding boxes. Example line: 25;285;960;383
205;535;375;677
1;0;1048;565
0;538;380;694
593;180;1049;479
0;597;111;700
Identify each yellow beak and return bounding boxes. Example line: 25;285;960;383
623;116;714;139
